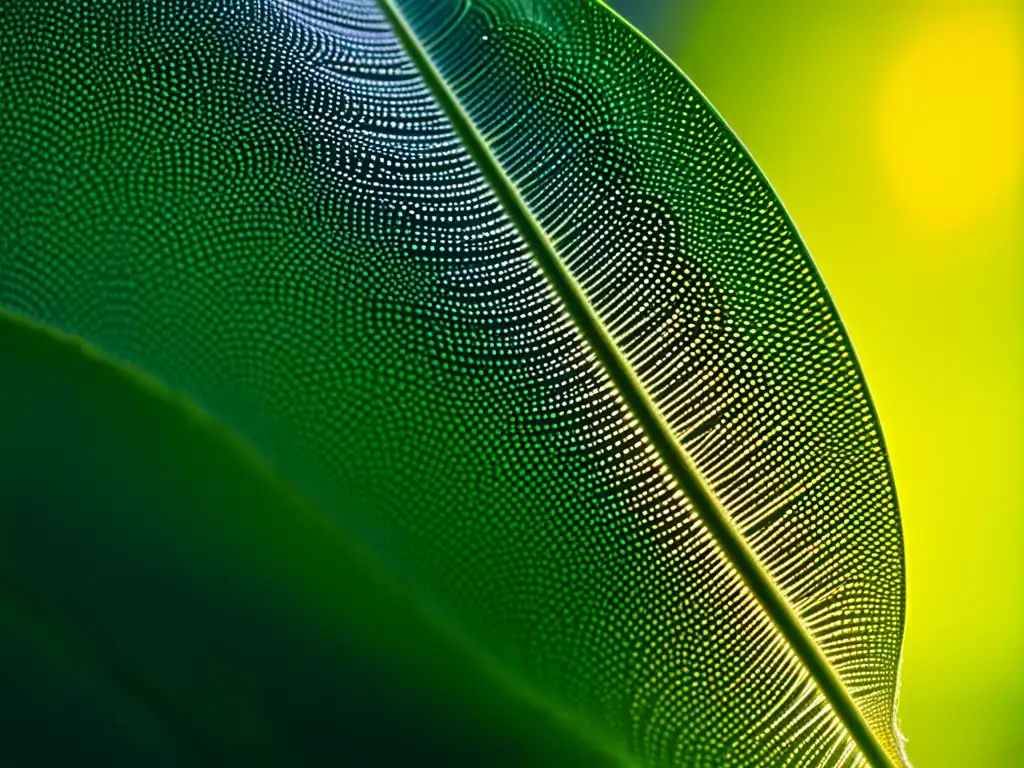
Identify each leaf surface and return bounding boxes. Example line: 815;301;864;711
0;310;627;766
0;0;905;765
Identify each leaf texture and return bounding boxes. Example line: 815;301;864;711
0;1;906;766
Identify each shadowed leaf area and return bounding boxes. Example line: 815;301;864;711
0;313;625;766
0;0;905;766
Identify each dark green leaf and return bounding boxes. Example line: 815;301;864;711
0;311;626;766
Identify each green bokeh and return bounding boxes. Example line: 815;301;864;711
615;0;1022;763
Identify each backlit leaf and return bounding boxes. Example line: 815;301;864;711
0;1;906;765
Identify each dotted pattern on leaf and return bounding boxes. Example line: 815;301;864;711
0;1;904;765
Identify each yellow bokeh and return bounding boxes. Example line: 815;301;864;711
874;9;1021;235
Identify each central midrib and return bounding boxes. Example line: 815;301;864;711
373;1;898;766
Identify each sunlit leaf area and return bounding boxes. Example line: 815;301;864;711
615;0;1021;764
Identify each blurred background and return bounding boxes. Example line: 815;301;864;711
611;0;1022;765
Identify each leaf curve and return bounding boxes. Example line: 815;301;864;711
0;1;906;766
0;309;632;767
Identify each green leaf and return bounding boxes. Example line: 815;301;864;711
0;0;906;766
0;310;628;766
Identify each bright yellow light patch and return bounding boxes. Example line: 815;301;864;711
874;8;1021;234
